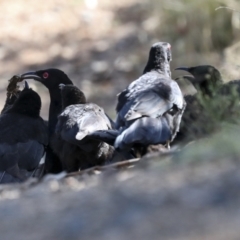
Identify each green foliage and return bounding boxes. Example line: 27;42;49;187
180;82;240;144
174;123;240;165
198;84;240;124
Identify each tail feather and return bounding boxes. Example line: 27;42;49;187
87;129;120;145
115;117;171;150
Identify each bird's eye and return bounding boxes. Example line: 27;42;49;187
43;72;49;79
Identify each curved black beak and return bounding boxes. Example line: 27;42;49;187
24;81;29;89
59;83;65;90
175;75;195;83
175;67;190;72
21;71;42;81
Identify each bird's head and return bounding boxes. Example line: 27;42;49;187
150;42;172;63
59;84;86;109
20;68;73;89
8;81;41;117
144;42;172;76
175;65;223;95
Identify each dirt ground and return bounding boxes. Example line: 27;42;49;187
1;0;240;239
1;136;240;240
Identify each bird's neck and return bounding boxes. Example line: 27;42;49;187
196;77;223;97
62;95;86;109
48;89;62;137
143;60;171;78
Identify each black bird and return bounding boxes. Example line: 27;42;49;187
175;65;240;97
175;65;223;96
174;65;240;144
0;82;48;183
114;42;185;154
21;69;73;173
53;84;114;172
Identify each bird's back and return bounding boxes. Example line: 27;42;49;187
0;112;48;175
0;112;48;145
54;102;114;171
117;71;169;111
116;72;184;128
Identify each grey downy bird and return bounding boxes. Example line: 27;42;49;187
52;84;115;172
114;42;185;155
89;42;185;156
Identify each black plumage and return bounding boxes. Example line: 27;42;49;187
173;65;240;144
175;65;240;97
0;82;48;183
175;65;223;96
21;69;73;173
53;84;114;172
114;42;185;153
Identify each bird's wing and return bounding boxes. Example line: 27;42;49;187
57;104;112;145
124;90;173;121
17;141;46;170
75;104;112;140
0;114;47;175
116;77;185;124
55;115;79;144
169;80;185;109
0;113;48;146
0;171;22;184
116;72;159;113
116;89;128;113
0;141;45;173
87;129;120;145
115;117;172;150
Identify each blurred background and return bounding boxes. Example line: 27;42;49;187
0;0;239;119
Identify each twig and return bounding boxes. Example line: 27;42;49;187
215;6;240;13
66;158;140;177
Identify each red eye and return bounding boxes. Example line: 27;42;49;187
43;72;49;79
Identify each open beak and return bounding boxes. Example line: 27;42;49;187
175;75;195;82
175;67;190;72
20;71;42;81
175;67;197;84
24;81;29;89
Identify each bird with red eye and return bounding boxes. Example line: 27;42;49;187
20;68;74;173
43;72;49;79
